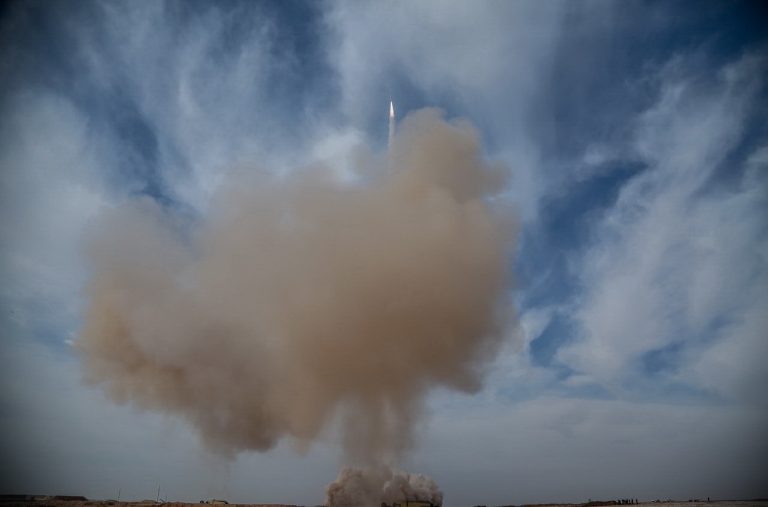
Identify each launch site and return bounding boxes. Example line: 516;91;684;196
1;1;766;507
1;499;767;507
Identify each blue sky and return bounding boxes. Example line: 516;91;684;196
1;1;767;506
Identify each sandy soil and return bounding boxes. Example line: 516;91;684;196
0;500;764;507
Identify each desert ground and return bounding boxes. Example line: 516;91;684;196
0;498;766;507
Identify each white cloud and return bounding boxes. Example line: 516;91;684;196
71;2;316;212
0;91;110;337
327;2;564;118
325;1;569;222
556;54;768;401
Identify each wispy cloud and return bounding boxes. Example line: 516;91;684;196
556;53;768;402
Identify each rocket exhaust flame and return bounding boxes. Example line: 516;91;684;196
77;109;515;494
388;100;396;151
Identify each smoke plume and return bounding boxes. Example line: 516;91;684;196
325;466;443;507
77;108;514;465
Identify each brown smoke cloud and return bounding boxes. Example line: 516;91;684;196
325;466;443;507
77;108;514;464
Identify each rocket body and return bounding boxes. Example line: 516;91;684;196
388;100;395;151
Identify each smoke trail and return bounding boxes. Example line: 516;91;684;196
77;108;514;464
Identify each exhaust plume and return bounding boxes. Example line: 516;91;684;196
77;108;514;465
389;99;396;151
325;466;443;507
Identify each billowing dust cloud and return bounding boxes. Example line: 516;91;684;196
326;466;442;507
77;108;514;466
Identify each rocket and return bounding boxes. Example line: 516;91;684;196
388;99;396;151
